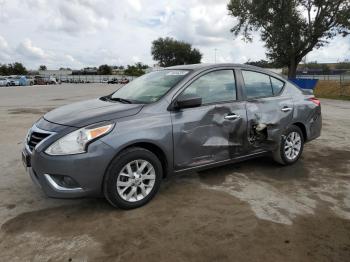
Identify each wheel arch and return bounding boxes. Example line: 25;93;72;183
291;122;307;141
104;141;170;183
126;142;169;178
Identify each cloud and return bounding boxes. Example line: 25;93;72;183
307;36;350;62
0;35;9;49
16;39;49;60
0;0;349;69
127;0;142;12
0;35;11;60
25;0;113;35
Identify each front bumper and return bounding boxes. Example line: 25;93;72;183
23;120;117;198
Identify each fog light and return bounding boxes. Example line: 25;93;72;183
50;175;80;188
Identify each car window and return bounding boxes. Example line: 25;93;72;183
242;70;273;99
270;76;284;95
181;70;236;104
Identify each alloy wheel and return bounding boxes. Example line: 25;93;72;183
116;159;156;202
284;131;302;161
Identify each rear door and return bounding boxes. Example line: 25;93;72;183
238;69;294;151
171;69;248;170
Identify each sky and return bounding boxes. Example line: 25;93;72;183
0;0;349;70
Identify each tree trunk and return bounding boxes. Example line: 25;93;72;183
288;58;298;79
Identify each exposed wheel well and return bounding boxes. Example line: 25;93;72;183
122;142;168;178
292;122;307;141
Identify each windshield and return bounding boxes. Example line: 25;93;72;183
111;70;190;103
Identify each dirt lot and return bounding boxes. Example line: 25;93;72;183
0;84;349;262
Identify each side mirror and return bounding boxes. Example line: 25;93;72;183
175;93;202;109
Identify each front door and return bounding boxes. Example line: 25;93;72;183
171;69;247;170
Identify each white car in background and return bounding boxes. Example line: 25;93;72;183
7;76;20;86
0;77;10;86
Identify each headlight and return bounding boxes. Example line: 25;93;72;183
45;123;114;155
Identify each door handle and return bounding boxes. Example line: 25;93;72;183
224;114;240;120
281;107;293;112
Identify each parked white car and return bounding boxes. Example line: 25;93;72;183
0;77;10;86
6;77;19;86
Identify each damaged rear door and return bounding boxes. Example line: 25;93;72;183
171;69;248;170
239;69;294;151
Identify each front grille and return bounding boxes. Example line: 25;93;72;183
27;131;51;152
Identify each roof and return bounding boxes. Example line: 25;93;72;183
166;63;283;78
166;63;268;71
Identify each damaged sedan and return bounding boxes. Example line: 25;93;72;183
22;64;322;209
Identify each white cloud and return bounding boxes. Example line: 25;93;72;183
0;35;11;60
0;35;8;49
17;39;49;59
307;36;350;63
127;0;142;12
132;56;141;63
0;0;348;69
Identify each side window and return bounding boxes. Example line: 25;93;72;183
242;70;273;99
270;76;284;95
181;70;236;104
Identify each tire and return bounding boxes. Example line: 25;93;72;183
272;125;304;165
103;147;162;209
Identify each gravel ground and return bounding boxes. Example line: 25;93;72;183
0;84;349;262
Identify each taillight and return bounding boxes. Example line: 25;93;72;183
309;97;320;106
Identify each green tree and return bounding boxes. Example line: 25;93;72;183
151;37;202;67
0;64;9;75
97;64;112;75
12;62;27;74
227;0;350;78
0;62;27;75
245;59;280;68
124;63;149;77
39;65;47;71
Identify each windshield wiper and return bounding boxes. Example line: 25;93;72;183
102;96;133;104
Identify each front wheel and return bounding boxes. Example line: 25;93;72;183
273;125;304;165
103;147;162;209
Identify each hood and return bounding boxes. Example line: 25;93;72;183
44;98;143;127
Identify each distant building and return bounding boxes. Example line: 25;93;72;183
71;67;98;75
145;65;163;73
111;68;125;75
38;69;73;77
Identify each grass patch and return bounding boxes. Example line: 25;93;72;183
314;80;350;101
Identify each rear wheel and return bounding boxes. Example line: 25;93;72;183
103;147;162;209
273;125;304;165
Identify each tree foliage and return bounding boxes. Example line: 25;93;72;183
97;64;112;75
39;65;47;71
245;59;281;68
227;0;350;77
335;62;350;69
124;63;149;76
151;37;202;67
0;62;27;75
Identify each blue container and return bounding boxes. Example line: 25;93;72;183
289;78;318;90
